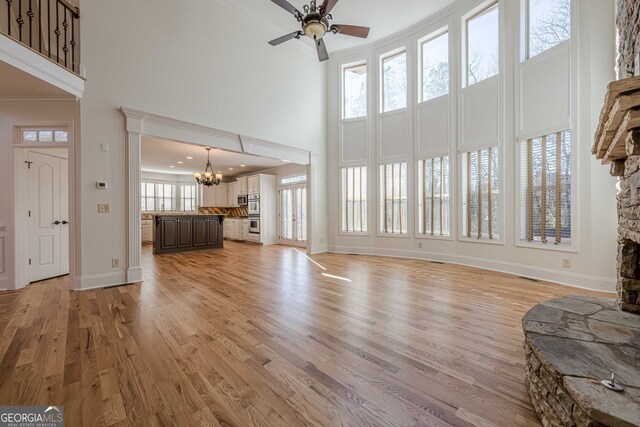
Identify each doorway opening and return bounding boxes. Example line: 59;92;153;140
278;174;307;247
15;142;70;284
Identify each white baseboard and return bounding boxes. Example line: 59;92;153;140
328;245;616;293
310;244;328;255
126;267;143;283
75;271;130;291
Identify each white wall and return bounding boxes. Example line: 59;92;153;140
77;0;327;288
327;0;618;292
0;100;80;290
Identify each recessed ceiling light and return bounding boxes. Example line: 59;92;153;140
228;168;234;171
186;156;193;160
177;161;184;164
169;165;175;168
240;164;246;167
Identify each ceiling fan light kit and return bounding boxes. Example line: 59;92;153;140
268;0;370;62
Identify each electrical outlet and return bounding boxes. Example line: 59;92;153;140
418;242;423;249
112;258;120;268
562;258;571;269
98;204;110;213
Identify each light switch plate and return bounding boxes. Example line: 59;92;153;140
100;143;109;152
98;204;110;213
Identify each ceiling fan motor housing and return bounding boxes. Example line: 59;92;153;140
302;13;329;39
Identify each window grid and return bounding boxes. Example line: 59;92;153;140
418;156;450;236
21;128;69;143
462;147;500;240
341;167;367;233
180;184;197;212
379;162;408;235
522;130;571;244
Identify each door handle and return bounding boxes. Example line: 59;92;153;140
53;220;61;225
62;220;69;225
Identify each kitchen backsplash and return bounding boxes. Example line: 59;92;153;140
198;207;248;217
141;207;248;220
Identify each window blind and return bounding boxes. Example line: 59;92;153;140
341;166;367;233
417;156;450;236
462;147;500;239
379;162;408;234
520;130;571;244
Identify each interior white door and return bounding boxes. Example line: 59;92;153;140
279;184;306;247
28;151;68;282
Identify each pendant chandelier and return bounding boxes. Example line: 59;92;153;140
194;147;223;186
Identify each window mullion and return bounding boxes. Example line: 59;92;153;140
555;132;562;244
541;135;547;243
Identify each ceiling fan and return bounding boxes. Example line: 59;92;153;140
268;0;370;62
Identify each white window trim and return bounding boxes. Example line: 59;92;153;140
342;60;369;121
417;26;450;104
379;46;408;114
462;0;500;88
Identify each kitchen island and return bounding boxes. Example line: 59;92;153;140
153;214;224;254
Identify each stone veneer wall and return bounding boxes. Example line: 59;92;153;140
616;0;640;78
614;149;640;313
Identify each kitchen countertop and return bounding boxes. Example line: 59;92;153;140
152;213;225;217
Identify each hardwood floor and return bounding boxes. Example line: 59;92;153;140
0;242;611;426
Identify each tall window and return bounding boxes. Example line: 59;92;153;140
527;0;570;59
141;182;175;212
180;184;197;212
341;167;367;233
520;130;571;244
382;50;407;112
462;147;500;239
421;32;449;101
466;3;499;86
379;163;408;234
418;157;450;236
343;63;367;119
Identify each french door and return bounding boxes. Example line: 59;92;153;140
279;184;307;247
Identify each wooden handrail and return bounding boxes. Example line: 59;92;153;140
57;0;78;18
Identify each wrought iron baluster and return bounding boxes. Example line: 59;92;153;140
62;8;67;67
54;0;59;63
17;0;23;41
70;12;75;71
6;0;11;37
47;0;50;57
27;0;33;47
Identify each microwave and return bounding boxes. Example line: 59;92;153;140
237;195;247;206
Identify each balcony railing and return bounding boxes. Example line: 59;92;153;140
2;0;80;74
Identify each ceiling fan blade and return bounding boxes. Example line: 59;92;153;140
316;38;329;62
269;31;302;46
331;24;370;38
270;0;301;17
320;0;339;14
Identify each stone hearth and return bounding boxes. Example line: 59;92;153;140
523;295;640;427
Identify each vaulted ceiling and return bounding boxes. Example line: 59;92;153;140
224;0;456;53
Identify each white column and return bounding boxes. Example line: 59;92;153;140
126;131;143;282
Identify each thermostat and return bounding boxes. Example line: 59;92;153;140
96;181;108;189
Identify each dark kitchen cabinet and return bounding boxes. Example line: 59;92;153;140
154;215;223;254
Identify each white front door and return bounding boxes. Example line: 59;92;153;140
279;184;307;247
28;151;68;282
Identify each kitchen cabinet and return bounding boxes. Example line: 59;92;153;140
154;214;223;254
201;183;228;207
227;182;239;207
247;175;260;194
224;218;243;240
237;176;248;195
141;219;153;243
242;219;249;240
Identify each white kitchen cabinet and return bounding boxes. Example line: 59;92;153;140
247;175;260;194
227;182;239;207
201;183;228;207
242;219;249;240
237;176;248;195
141;219;154;243
201;186;215;207
224;218;243;240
